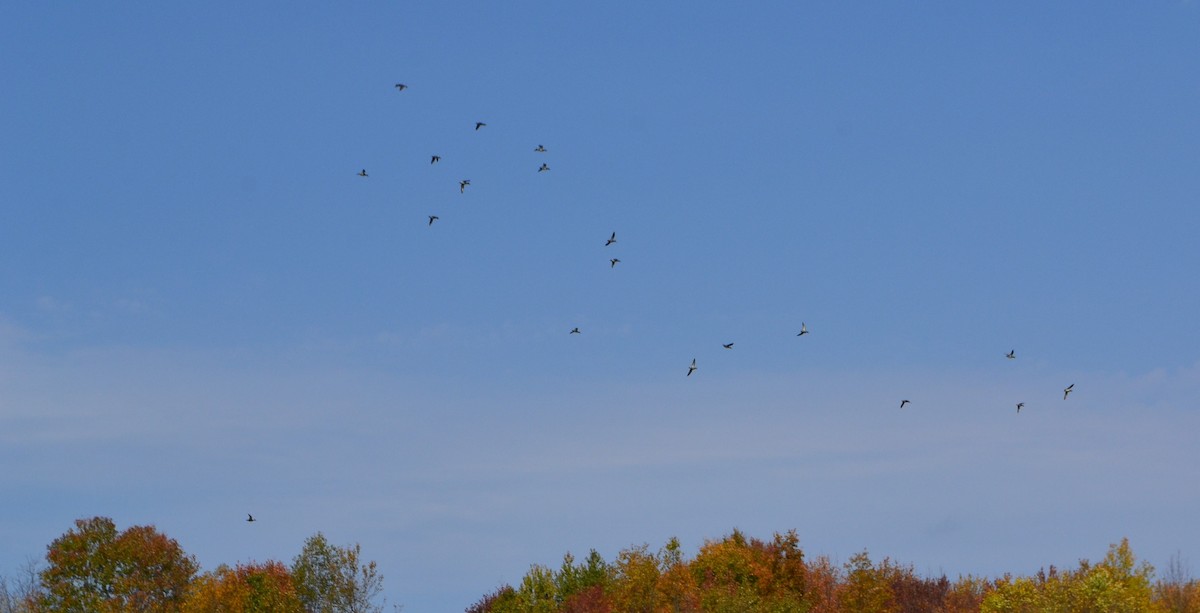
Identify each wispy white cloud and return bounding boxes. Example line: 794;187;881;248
1;330;1197;607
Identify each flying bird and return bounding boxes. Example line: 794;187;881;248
538;163;549;172
534;145;546;152
1017;402;1025;413
1063;384;1074;400
1006;350;1016;359
610;258;620;268
687;358;697;377
796;323;809;336
431;155;440;164
900;400;911;408
394;83;407;91
723;343;734;349
357;169;368;177
475;122;487;130
460;179;471;193
605;232;617;246
246;514;255;523
428;215;439;226
569;327;580;334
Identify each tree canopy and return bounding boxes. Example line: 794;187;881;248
37;517;197;613
0;517;389;613
3;519;1198;612
468;532;1199;613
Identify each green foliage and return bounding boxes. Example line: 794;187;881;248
555;550;612;605
512;565;557;613
291;533;386;613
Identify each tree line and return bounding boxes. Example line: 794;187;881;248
3;519;1198;611
0;517;390;612
467;530;1199;613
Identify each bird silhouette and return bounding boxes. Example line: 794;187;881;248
475;122;487;130
534;145;547;152
569;327;580;334
394;83;407;91
431;155;440;164
687;358;697;377
797;323;809;336
460;179;471;193
610;258;620;268
428;215;439;226
357;169;368;177
246;514;256;523
605;232;616;246
723;343;734;349
538;163;549;172
1006;350;1016;359
1017;402;1025;413
1063;384;1074;400
900;400;911;408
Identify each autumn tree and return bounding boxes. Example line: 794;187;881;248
688;529;809;612
1155;552;1200;613
464;585;516;613
657;537;700;613
555;550;613;613
37;516;198;613
607;544;660;613
836;550;896;613
183;561;304;613
506;565;558;613
291;533;386;613
944;575;993;613
803;555;842;613
1077;538;1158;611
981;538;1158;613
875;559;951;613
462;530;1196;613
0;559;42;613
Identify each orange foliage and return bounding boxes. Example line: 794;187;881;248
12;519;1200;613
38;517;198;613
471;531;1197;613
688;529;809;610
183;561;303;613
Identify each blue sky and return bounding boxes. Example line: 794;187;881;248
2;2;1198;609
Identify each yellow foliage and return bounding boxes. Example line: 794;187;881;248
836;551;896;613
609;544;660;613
982;539;1160;613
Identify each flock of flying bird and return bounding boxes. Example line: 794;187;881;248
376;82;1081;414
244;81;1080;524
898;352;1075;413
